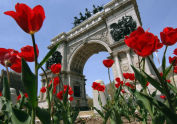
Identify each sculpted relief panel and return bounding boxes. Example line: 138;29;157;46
86;30;109;44
118;52;130;73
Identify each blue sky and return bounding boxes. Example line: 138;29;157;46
0;0;177;97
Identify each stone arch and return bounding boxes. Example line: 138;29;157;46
39;0;143;109
68;40;112;73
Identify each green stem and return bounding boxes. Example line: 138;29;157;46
162;46;168;73
108;68;115;94
142;58;145;71
172;67;177;88
40;67;51;114
5;65;10;86
31;34;38;124
58;74;64;91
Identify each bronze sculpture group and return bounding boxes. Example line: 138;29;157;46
110;16;137;42
73;5;103;27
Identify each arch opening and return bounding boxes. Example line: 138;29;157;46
70;42;110;74
69;41;114;104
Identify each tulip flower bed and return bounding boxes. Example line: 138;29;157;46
0;2;177;124
90;27;177;124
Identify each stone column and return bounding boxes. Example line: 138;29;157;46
113;53;123;80
126;49;133;72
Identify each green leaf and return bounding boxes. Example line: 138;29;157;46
63;86;69;105
143;71;164;94
134;91;154;117
93;107;104;118
167;83;177;94
48;80;53;103
11;107;31;124
151;90;157;97
152;112;165;124
104;109;112;124
162;54;166;74
131;66;147;88
114;85;121;101
162;46;168;74
71;109;79;123
37;42;60;70
110;110;122;124
164;64;173;77
21;58;37;108
18;91;25;109
2;76;10;100
136;92;177;124
36;107;51;124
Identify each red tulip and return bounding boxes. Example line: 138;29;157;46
24;93;28;98
103;59;114;68
19;45;39;62
0;48;19;66
97;85;105;92
48;80;53;88
0;48;9;64
115;77;123;88
63;85;73;95
56;85;73;101
53;77;59;86
169;56;177;66
129;73;135;81
166;80;171;83
125;27;163;57
57;91;63;100
115;82;121;88
50;63;62;74
53;87;56;94
174;66;177;74
123;73;135;80
115;77;121;83
146;82;150;87
121;89;126;93
68;89;74;95
4;3;45;34
173;48;177;55
10;59;22;73
123;73;129;79
17;94;21;101
160;27;177;46
0;92;2;96
125;82;135;89
92;82;105;92
69;96;74;101
160;95;166;99
92;82;100;90
40;87;46;93
0;48;21;73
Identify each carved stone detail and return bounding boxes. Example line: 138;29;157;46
87;31;108;43
121;63;129;72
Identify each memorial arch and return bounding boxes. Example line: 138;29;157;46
40;0;154;108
